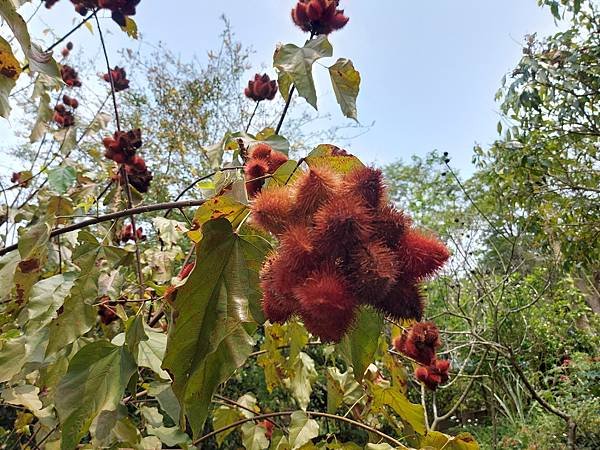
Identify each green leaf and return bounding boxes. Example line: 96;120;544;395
329;58;360;121
162;218;260;436
46;231;127;357
147;382;180;422
288;411;319;449
420;431;480;450
305;144;364;174
17;273;75;332
337;307;383;381
55;341;137;450
326;367;362;414
288;352;317;410
188;195;249;243
1;384;42;412
0;71;15;118
147;424;191;447
241;422;270;450
114;321;170;380
212;405;243;446
0;334;26;382
369;382;426;436
274;36;333;109
47;166;77;194
0;251;19;301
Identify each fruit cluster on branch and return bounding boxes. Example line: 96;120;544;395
103;66;130;91
244;73;278;102
291;0;349;35
244;143;289;197
251;149;450;342
393;322;451;390
45;0;141;26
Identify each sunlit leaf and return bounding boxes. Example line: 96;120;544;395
162;219;261;436
305;144;364;174
329;58;360;121
273;36;333;109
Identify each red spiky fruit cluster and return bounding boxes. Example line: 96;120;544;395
118;223;145;243
103;66;130;92
393;321;440;365
393;322;450;390
415;359;451;391
123;155;153;193
252;162;450;342
45;1;141;27
244;74;278;102
291;0;349;35
244;143;289;197
53;103;75;128
11;172;29;188
60;64;82;87
103;129;142;164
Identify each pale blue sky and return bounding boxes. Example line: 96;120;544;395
2;1;560;173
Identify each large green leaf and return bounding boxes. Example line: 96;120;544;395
329;58;361;121
241;422;269;450
288;411;319;449
273;35;333;109
420;431;480;450
188;196;249;243
47;166;77;195
369;382;426;436
0;251;19;301
337;307;383;381
162;218;263;436
55;341;137;450
17;273;75;332
46;231;127;356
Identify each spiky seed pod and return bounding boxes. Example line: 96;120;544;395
245;158;270;197
312;195;373;258
397;230;450;280
268;150;289;173
292;166;340;220
393;321;441;366
278;224;318;278
415;359;451;390
346;241;399;304
260;256;297;323
378;282;425;322
371;205;409;248
343;166;387;210
291;0;349;35
251;187;294;235
250;143;273;160
293;266;357;342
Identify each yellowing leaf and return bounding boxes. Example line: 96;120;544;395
305;144;364;175
329;58;360;121
0;36;21;80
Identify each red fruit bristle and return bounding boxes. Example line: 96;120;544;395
396;321;441;366
397;230;450;280
268;150;289;173
293;166;340;219
312;195;373;257
278;224;318;276
293;266;357;342
260;257;297;323
250;143;272;160
343;166;386;210
347;241;399;304
378;282;425;321
251;187;293;235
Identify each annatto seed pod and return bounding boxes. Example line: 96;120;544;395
292;166;340;219
393;321;441;366
293;266;357;342
291;0;349;35
244;73;278;102
251;187;294;235
397;230;450;280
